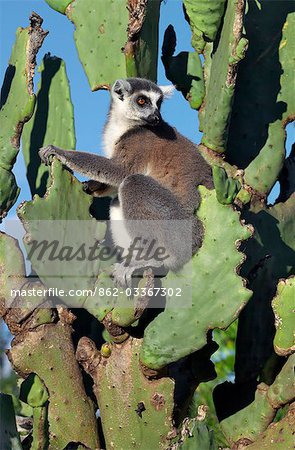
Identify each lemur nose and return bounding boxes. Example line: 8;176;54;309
147;111;161;125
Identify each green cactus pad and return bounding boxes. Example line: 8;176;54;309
244;9;295;194
0;232;26;312
0;15;47;218
140;186;252;370
267;354;295;409
31;406;49;450
272;277;295;356
83;271;118;322
17;160;106;307
199;0;247;153
227;3;295;195
183;0;226;53
20;373;49;407
245;403;295;450
66;0;129;90
177;419;216;450
132;0;161;81
22;54;76;197
0;394;22;450
220;384;276;445
96;338;174;450
44;0;72;14
220;355;295;445
111;271;154;327
8;319;100;449
235;194;295;382
213;165;241;204
162;25;205;109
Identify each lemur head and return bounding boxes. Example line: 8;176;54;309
110;78;175;126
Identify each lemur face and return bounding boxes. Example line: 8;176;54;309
111;78;175;126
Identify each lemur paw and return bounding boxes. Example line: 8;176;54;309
112;263;136;289
39;145;58;165
82;180;103;195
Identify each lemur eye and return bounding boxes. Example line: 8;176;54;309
137;97;146;106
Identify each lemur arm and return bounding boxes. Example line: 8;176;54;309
39;145;128;187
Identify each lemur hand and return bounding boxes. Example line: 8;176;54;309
82;180;106;194
39;145;62;165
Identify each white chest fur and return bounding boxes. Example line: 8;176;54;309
109;201;132;255
103;116;131;158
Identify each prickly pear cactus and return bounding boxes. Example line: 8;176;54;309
0;232;25;313
46;0;161;89
8;309;100;449
44;0;72;14
140;187;252;370
1;2;294;449
22;54;76;197
272;276;295;356
198;0;248;152
0;13;47;218
17;159;106;307
219;354;295;447
183;0;226;53
77;337;174;450
227;0;295;195
162;25;205;109
20;374;49;450
246;402;295;450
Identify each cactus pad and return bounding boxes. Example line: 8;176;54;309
22;54;75;197
272;276;295;356
17;160;107;307
140;186;252;370
235;194;295;382
95;338;174;450
162;25;205;109
220;354;295;446
227;2;295;195
245;403;295;450
213;165;241;204
199;0;247;153
44;0;72;14
20;373;49;407
0;232;25;313
66;0;129;90
8;314;100;449
0;14;47;218
183;0;226;53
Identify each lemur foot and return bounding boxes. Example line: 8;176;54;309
112;260;165;289
112;263;137;289
39;145;64;166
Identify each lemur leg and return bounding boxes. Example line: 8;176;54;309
112;174;202;287
39;145;128;186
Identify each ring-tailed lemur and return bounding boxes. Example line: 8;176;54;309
39;78;213;286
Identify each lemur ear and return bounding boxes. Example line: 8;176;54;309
112;79;132;100
159;84;175;98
